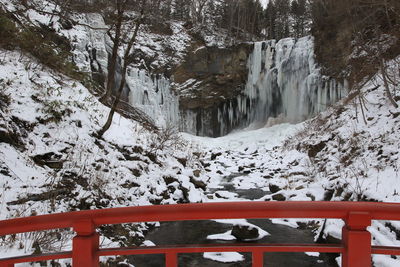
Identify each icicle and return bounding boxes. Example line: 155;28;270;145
126;68;180;128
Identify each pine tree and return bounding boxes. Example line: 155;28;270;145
274;0;291;40
265;1;277;39
291;0;308;38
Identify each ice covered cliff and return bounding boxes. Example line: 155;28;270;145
69;14;345;137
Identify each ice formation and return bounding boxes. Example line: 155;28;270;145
70;14;181;129
126;68;180;128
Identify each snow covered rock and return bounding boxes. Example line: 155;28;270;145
231;224;260;241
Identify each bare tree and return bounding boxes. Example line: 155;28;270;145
97;0;146;137
190;0;209;25
99;1;125;102
377;35;399;108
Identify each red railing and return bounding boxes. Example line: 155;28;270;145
0;201;400;267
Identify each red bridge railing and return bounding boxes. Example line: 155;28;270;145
0;201;400;267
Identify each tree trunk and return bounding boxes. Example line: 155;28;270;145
100;4;124;103
380;57;399;108
97;1;145;137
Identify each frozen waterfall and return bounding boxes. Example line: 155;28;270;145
71;13;181;130
74;14;343;137
243;36;347;126
183;36;347;136
126;68;180;128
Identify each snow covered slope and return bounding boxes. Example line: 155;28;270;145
0;49;209;260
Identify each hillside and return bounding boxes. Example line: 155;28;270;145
0;49;211;259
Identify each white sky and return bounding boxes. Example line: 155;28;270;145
259;0;270;8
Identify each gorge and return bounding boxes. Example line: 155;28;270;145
1;1;399;266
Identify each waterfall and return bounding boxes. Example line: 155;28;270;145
242;36;346;128
183;36;347;136
71;14;180;130
256;36;346;124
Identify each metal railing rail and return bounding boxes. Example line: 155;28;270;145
0;201;399;267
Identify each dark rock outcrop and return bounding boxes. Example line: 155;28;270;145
32;152;65;169
272;193;286;201
173;43;252;110
269;184;282;194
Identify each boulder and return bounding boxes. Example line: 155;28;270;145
269;184;282;193
32;152;65;169
231;225;259;241
210;152;222;160
272;193;286;201
189;176;206;190
193;169;201;177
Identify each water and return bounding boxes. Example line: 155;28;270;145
128;182;339;267
130;219;337;267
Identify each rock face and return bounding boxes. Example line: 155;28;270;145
173;43;252;137
173;44;252;110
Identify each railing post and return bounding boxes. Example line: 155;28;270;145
252;251;264;267
165;252;177;267
72;219;99;267
342;212;371;267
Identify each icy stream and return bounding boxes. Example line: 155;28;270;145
127;125;339;266
129;178;337;267
130;216;337;267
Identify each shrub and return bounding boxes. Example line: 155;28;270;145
0;78;11;110
0;13;18;49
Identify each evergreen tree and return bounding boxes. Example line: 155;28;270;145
291;0;308;38
274;0;291;40
265;1;277;39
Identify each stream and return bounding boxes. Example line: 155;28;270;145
128;174;339;267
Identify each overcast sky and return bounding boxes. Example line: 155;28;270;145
259;0;269;8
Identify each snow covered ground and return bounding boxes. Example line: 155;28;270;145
183;66;400;266
183;123;303;151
